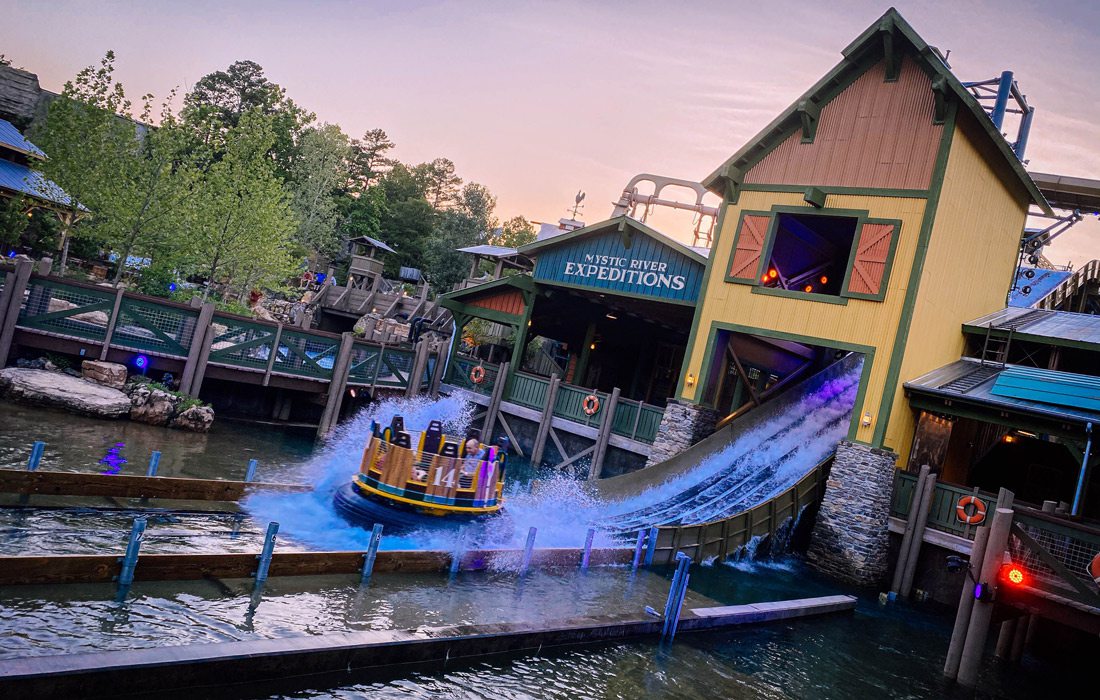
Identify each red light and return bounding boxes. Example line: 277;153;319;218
768;269;778;280
820;275;828;284
761;274;769;282
804;284;813;293
1003;563;1026;587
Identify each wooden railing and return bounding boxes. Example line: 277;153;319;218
891;471;997;541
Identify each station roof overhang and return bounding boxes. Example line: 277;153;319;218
964;307;1100;354
701;8;1052;215
1028;172;1100;215
904;358;1100;439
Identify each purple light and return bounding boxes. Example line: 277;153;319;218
168;282;178;292
6;251;15;258
134;355;149;371
98;442;127;475
973;582;983;600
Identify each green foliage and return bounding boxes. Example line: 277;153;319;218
287;123;352;258
493;216;537;248
135;260;177;297
147;381;209;409
0;196;30;251
412;157;462;208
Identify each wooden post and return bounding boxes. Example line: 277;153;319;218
531;373;561;467
262;323;284;387
994;618;1017;660
180;303;215;396
957;508;1015;688
574;322;596;386
891;465;930;594
589;387;620;481
428;346;446;398
98;288;126;360
37;257;52;277
482;360;510;440
944;525;991;680
1010;615;1031;663
318;332;356;438
0;259;33;368
404;340;430;399
899;471;937;597
0;270;11;338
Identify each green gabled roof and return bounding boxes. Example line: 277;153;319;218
518;215;709;265
702;7;1052;215
439;272;537;305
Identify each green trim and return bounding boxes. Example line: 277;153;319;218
907;393;1085;440
533;277;696;307
694;320;876;440
804;186;827;208
841;218;904;302
676;198;732;399
739;183;929;199
702;8;1051;214
437;300;523;327
871;101;958;447
518;215;709;265
751;286;849;306
722;209;773;284
439;273;536;303
961;325;1100;354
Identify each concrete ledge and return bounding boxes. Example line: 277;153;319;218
0;595;856;698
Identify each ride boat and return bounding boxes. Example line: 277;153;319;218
333;416;508;530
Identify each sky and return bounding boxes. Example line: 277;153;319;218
3;0;1098;265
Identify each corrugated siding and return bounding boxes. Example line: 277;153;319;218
684;190;928;445
468;289;526;317
991;367;1100;412
889;112;1029;461
533;228;704;303
728;214;769;281
847;222;895;295
745;56;943;190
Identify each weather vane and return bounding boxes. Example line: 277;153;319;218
568;190;585;220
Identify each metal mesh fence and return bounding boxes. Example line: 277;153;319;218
1011;514;1100;592
277;330;338;379
207;316;276;371
18;280;114;342
111;298;198;357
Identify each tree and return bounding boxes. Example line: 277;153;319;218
180;110;298;301
0;196;30;252
349;128;395;190
183;60;313;176
413;157;462;208
287;123;352;259
422;209;483;291
33;51;131;275
459;182;497;235
492;215;537;248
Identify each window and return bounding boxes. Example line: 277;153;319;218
760;213;858;296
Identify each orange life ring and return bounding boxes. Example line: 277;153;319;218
956;495;987;525
582;394;600;416
1088;553;1100;585
470;365;486;385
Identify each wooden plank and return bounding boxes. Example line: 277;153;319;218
0;547;635;586
0;469;310;502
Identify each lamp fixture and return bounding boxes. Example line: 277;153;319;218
686;372;696;387
861;411;873;428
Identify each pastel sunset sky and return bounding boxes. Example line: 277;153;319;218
3;0;1098;264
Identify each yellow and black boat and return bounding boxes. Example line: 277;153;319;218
334;416;507;530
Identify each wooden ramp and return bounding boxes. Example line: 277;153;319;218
0;468;311;502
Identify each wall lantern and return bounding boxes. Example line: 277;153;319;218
686;373;697;387
861;411;873;427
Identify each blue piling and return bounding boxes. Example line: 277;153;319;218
669;569;691;641
643;526;659;567
26;441;45;471
245;459;259;483
360;523;384;585
117;517;147;590
631;529;646;571
146;451;161;477
519;526;537;576
661;553;692;642
450;531;465;577
254;521;279;589
580;528;596;571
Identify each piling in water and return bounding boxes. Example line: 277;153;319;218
360;524;384;585
26;441;45;471
245;459;259;483
117;517;147;593
519;527;537;576
580;528;595;571
631;530;646;571
644;526;659;567
254;522;279;590
146;451;161;477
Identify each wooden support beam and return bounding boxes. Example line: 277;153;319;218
589;387;620;481
428;349;446;398
0;259;33;367
531;373;561;466
482;360;510;440
0;469;309;502
318;332;356;438
958;508;1015;688
181;302;215;396
496;414;525;458
97;287;126;361
899;471;937;597
261;323;284;387
726;344;761;406
404;340;430;399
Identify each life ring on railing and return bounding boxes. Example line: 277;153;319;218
956;495;987;525
1088;553;1100;585
470;365;486;385
582;394;600;416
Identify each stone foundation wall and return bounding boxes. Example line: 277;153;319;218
807;440;898;586
645;399;720;467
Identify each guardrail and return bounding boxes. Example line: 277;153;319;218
891;471;996;541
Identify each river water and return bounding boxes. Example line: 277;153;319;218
0;400;1083;697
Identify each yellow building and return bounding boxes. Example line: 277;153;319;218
676;8;1050;467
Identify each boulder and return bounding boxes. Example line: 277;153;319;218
170;404;215;433
128;384;181;426
81;360;128;390
0;368;131;418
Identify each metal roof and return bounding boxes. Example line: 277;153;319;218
347;235;396;254
1028;171;1100;215
904;358;1100;428
0;118;45;160
991;366;1100;413
965;307;1100;351
456;244;521;258
0;158;81;209
1008;267;1072;308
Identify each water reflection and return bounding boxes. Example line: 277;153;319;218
98;442;127;475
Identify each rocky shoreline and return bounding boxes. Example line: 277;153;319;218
0;361;214;432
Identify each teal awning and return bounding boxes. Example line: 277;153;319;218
991;366;1100;413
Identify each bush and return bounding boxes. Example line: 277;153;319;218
136;262;178;298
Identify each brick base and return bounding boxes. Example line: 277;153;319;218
806;440;898;586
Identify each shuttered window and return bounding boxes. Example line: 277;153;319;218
844;221;899;299
727;214;770;282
